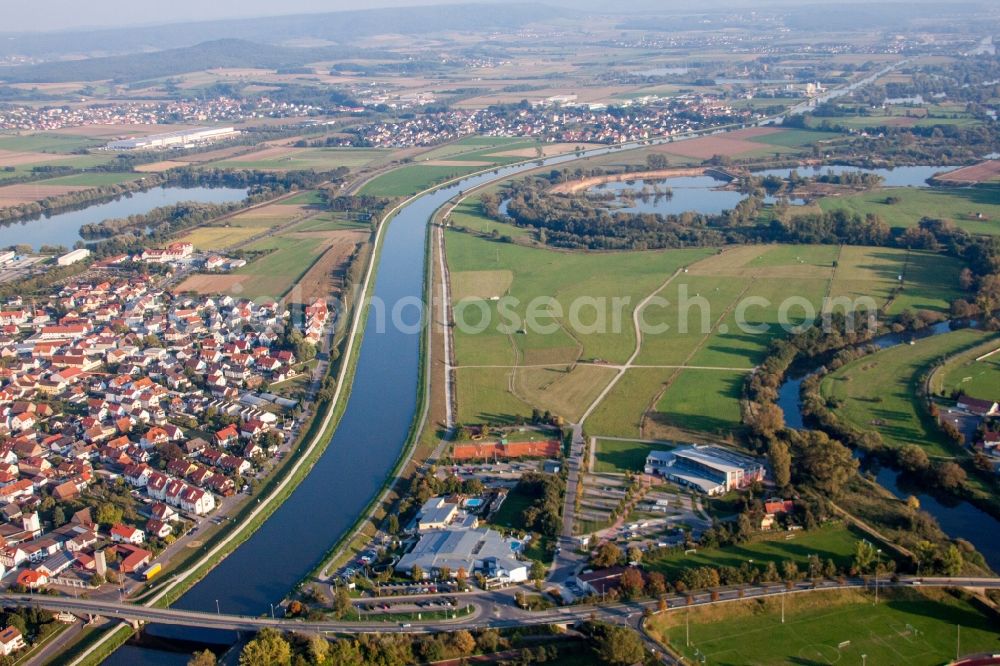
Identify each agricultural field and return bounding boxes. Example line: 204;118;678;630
818;185;1000;236
828;246;965;316
652;127;835;161
177;202;310;250
207;146;392;171
361;164;485;197
648;588;1000;666
361;139;587;197
0;133;104;153
39;171;145;187
449;232;966;435
935;336;1000;403
820;328;993;457
644;523;873;579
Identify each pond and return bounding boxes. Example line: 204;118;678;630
579;164;951;218
0;185;248;250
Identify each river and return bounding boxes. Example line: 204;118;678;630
0;186;247;250
776;322;1000;571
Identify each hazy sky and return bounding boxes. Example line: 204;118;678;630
3;0;477;33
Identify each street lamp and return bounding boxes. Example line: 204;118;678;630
215;599;220;615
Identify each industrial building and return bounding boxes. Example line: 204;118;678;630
104;126;238;151
56;248;91;266
644;444;766;495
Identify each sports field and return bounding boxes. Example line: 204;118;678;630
648;588;1000;666
937;337;1000;402
820;328;992;456
819;185;1000;236
644;523;871;579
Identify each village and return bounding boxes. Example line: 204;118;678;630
0;253;333;601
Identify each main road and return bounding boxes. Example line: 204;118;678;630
8;577;999;634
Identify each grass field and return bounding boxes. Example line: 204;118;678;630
179;226;261;250
819;185;1000;236
645;523;872;580
448;230;714;367
748;128;842;148
651;369;748;438
828;246;964;316
279;190;325;206
361;164;485;197
649;587;1000;666
0;153;119;182
585;368;672;438
821;328;992;456
447;197;533;240
594;438;676;474
0;133;104;153
938;337;1000;402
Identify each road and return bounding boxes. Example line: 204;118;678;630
10;577;999;637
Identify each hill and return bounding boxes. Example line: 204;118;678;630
0;3;567;62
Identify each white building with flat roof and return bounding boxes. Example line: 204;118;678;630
645;445;766;495
105;127;237;151
56;248;91;266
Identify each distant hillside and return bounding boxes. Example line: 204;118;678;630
0;39;376;84
0;3;566;61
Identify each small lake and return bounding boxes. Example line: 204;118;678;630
590;176;806;216
581;164;950;218
752;164;946;188
0;186;248;251
776;321;1000;571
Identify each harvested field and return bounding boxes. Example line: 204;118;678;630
231;203;309;223
135;161;190;173
177;226;260;250
294;239;359;304
935;159;1000;185
549;167;709;194
0;183;90;206
173;274;249;295
180;145;254;163
651;127;784;160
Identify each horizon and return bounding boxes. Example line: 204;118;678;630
1;0;951;34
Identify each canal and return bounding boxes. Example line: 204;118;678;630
106;141;645;661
